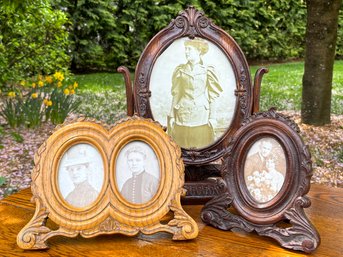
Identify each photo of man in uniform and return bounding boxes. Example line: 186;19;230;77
120;146;159;204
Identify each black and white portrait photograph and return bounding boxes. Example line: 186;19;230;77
58;143;104;208
149;37;237;149
116;141;160;204
244;138;286;203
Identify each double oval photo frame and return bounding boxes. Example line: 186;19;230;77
17;117;198;250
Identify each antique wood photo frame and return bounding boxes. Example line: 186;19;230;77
118;6;269;203
201;109;320;253
131;6;255;165
17;117;198;250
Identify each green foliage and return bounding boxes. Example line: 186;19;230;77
0;72;81;128
0;177;6;187
10;132;24;143
0;98;23;128
0;1;70;91
52;0;311;71
199;0;306;61
46;87;81;124
0;126;4;149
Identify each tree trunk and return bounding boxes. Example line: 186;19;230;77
301;0;341;125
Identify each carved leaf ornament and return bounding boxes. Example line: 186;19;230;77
17;116;198;250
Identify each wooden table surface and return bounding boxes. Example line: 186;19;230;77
0;184;342;257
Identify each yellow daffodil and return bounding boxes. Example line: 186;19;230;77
32;82;36;88
43;99;52;106
45;76;53;84
53;71;64;82
70;89;75;94
8;91;16;98
63;88;70;95
73;82;78;88
20;80;26;86
31;93;38;99
38;74;43;81
68;85;73;90
38;81;44;87
57;81;62;88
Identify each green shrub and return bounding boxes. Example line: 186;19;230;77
52;0;311;71
0;1;70;91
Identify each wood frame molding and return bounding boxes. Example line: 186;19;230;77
17;117;198;250
201;109;320;253
132;6;253;165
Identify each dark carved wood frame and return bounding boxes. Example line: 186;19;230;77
118;6;269;202
132;6;254;164
201;108;320;253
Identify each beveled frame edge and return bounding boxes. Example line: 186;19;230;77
133;6;253;165
201;109;320;253
17;116;198;250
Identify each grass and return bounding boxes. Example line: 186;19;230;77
75;72;125;93
73;60;343;123
251;60;343;114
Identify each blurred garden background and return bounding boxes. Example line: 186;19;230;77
0;0;342;198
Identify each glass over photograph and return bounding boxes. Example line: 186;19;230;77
150;37;237;149
116;141;160;204
58;143;104;208
244;138;286;203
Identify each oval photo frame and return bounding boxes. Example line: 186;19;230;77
109;117;186;227
225;112;311;225
41;123;110;230
18;117;198;250
134;7;253;164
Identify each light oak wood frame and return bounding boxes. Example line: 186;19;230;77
201;109;320;253
17;116;198;250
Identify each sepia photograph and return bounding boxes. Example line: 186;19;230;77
58;143;104;208
149;37;237;149
116;141;160;204
244;138;286;203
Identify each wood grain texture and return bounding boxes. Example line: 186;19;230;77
133;6;253;165
202;109;321;253
0;184;342;256
16;117;198;250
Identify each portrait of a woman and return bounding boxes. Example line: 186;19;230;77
167;38;223;149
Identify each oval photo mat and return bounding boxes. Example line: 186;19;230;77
57;143;105;209
108;117;185;226
39;122;110;229
114;140;160;205
150;36;237;150
244;137;287;204
226;115;311;225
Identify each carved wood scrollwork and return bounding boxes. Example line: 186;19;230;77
17;117;198;250
201;109;320;253
133;6;253;165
